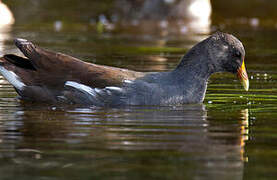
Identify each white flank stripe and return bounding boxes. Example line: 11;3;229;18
0;67;25;90
65;81;123;97
65;81;96;96
16;38;28;43
106;86;122;92
94;88;101;93
124;79;134;84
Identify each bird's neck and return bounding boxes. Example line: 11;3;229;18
169;50;214;103
174;47;214;81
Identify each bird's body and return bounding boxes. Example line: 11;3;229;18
0;32;249;107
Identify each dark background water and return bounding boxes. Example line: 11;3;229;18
0;0;277;179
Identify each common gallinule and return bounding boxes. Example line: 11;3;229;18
0;32;248;106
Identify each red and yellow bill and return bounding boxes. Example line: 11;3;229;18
237;60;249;91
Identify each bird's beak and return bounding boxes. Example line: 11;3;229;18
237;60;249;91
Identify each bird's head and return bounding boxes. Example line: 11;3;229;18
207;32;249;91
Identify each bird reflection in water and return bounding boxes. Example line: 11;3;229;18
0;103;250;179
240;109;249;162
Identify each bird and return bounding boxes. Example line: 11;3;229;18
0;32;249;107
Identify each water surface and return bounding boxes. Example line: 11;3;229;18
0;1;277;179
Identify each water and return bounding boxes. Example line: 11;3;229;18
0;102;246;180
1;1;277;179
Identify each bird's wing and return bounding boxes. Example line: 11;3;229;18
0;38;144;102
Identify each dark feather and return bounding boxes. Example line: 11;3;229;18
3;54;37;71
